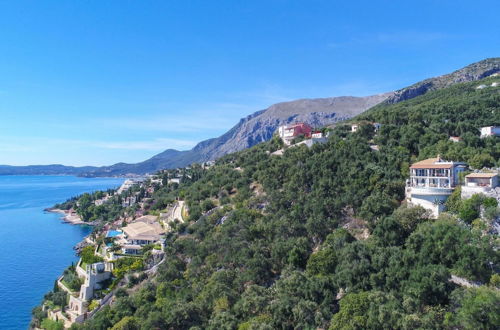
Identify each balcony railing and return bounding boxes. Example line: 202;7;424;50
411;174;451;178
408;186;454;195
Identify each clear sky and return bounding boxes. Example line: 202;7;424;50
0;0;499;166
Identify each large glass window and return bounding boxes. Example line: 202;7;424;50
415;169;426;176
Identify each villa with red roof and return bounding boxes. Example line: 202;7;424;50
277;123;312;145
405;156;467;217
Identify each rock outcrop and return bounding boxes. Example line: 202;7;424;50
189;94;393;161
83;94;392;176
3;58;500;176
385;57;500;104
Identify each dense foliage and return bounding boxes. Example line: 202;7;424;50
55;189;125;224
66;78;499;329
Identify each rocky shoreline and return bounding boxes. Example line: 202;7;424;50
45;208;86;225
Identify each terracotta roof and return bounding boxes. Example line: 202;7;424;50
123;221;164;241
122;244;142;250
410;157;454;169
465;172;498;178
133;215;158;224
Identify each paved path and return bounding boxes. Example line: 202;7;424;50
166;200;185;224
450;275;480;288
146;257;166;275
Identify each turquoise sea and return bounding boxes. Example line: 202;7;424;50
0;175;124;330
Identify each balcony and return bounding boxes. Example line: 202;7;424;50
411;173;451;179
407;186;454;196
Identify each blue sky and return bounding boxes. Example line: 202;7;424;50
0;0;499;166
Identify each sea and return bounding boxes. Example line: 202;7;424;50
0;175;124;330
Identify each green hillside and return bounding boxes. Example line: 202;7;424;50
39;77;499;329
358;75;500;166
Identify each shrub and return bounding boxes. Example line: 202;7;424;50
80;245;103;264
41;318;64;330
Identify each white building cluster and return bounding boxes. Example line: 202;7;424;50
406;156;499;217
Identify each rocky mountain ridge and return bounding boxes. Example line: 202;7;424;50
2;58;499;176
80;94;391;176
385;57;500;104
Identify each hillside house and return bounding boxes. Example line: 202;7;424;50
67;262;113;323
351;122;381;133
461;172;499;199
168;177;181;184
117;216;164;254
405;157;467;217
311;131;323;138
449;136;461;143
293;137;328;148
277;123;312;145
203;160;216;168
480;126;500;138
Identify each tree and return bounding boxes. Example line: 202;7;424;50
469;153;495;169
41;319;64;330
459;194;486;224
306;248;337;276
330;292;371;330
110;316;139;330
80;245;103;264
329;291;402;330
324;229;355;250
373;216;406;246
359;190;398;223
447;287;500;329
446;186;463;214
402;264;452;307
392;205;429;235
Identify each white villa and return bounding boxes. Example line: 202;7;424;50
480;126;500;138
168;177;181;184
116;216;164;254
66;262;113;323
276;123;312;146
406;157;467;217
461;172;499;199
311;131;323;138
351;122;382;133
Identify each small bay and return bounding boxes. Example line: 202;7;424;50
0;175;124;329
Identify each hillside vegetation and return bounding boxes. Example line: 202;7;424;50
61;77;500;329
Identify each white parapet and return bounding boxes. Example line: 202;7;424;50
406;186;454;218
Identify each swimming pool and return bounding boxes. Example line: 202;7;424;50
106;230;122;238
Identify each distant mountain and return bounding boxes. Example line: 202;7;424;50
82;94;392;176
0;164;98;176
385;57;500;104
2;58;499;176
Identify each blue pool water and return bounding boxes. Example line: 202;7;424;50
106;230;122;238
0;175;124;330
